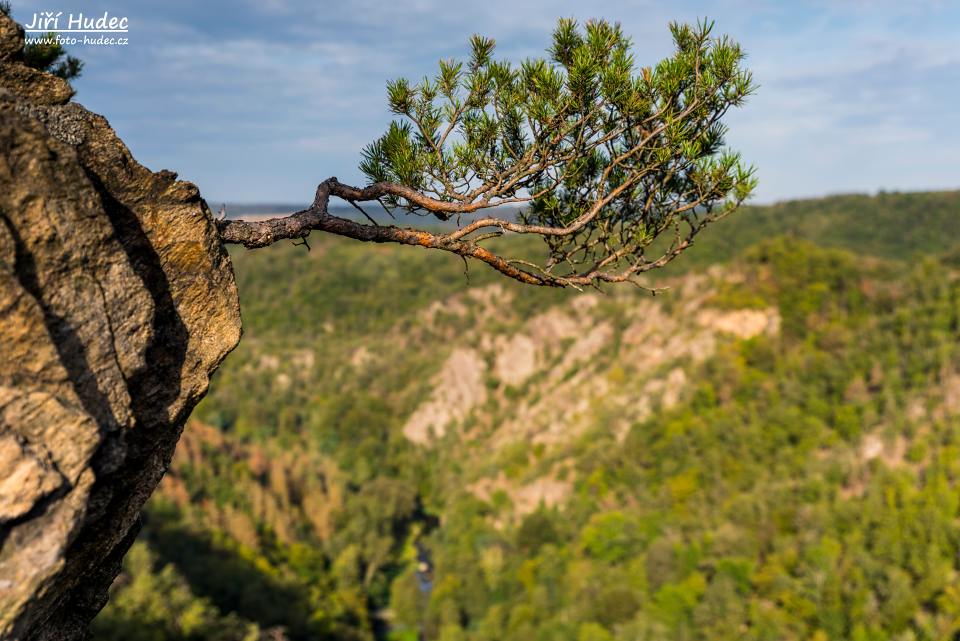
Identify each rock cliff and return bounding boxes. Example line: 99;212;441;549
0;13;242;639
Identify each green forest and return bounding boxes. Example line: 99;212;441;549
92;190;960;641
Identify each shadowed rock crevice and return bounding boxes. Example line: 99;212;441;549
85;167;189;432
0;211;122;435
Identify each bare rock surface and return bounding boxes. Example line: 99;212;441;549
0;13;242;640
403;348;487;444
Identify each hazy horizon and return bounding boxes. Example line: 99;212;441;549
220;185;960;214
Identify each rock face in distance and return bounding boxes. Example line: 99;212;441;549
0;13;242;639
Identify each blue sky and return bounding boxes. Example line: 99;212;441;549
10;0;960;204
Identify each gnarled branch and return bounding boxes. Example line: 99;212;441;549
218;18;757;290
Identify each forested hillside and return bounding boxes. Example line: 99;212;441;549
93;190;960;641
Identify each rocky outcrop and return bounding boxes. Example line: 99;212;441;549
0;12;242;640
402;348;487;444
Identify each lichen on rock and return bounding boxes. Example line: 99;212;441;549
0;12;242;640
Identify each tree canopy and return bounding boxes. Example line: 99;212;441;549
219;18;756;288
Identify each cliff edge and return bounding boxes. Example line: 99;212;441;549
0;13;242;639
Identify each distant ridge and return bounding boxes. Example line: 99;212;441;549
219;203;309;220
692;188;960;264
